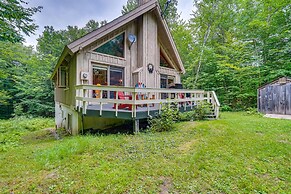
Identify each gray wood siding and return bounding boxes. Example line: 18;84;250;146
54;54;77;106
258;83;291;115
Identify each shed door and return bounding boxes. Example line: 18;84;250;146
286;83;291;115
273;84;286;114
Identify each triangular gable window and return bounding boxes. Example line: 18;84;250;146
160;51;173;69
94;33;125;58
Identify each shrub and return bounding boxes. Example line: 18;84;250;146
220;104;232;112
245;107;263;116
179;102;212;121
149;102;179;132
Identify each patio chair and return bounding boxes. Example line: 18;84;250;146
113;91;133;110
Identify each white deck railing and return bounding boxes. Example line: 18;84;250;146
75;85;220;119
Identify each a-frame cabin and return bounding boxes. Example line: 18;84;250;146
51;0;220;134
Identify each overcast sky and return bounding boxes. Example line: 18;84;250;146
24;0;193;47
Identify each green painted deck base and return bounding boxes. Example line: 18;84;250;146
81;105;194;120
79;104;195;133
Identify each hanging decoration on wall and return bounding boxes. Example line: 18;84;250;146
147;63;154;74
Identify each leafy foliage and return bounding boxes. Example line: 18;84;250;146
0;19;107;118
122;0;179;28
121;0;138;15
179;102;213;121
37;20;106;58
181;0;291;110
0;42;55;118
0;0;42;42
149;102;179;132
1;0;291;119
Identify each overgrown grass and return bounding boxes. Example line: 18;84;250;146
0;117;54;151
0;113;290;193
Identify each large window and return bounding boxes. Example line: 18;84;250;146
93;65;124;86
161;74;175;99
92;65;124;98
160;74;175;88
94;33;125;58
93;66;108;86
110;67;124;86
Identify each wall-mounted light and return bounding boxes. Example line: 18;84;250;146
128;33;137;50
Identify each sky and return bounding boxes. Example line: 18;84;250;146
24;0;193;47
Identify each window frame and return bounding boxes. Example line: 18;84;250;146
160;74;175;88
92;64;124;86
93;32;126;59
58;66;68;88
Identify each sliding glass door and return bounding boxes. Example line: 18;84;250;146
92;65;124;98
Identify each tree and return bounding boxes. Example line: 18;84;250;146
37;20;106;58
121;0;138;15
122;0;179;28
184;0;291;110
0;0;42;43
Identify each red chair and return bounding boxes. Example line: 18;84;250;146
113;91;133;110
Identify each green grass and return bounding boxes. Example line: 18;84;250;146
0;117;54;151
0;113;290;193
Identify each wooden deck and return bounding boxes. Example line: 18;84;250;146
75;85;220;120
82;103;194;120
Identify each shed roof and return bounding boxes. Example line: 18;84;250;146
258;76;291;89
51;0;184;79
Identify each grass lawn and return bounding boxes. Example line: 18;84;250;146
0;113;290;193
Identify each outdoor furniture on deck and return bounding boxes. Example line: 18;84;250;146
113;91;133;110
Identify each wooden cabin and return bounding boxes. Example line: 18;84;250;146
258;77;291;115
51;0;220;134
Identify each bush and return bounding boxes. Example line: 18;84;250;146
244;107;262;116
149;102;213;132
149;102;179;132
179;102;213;121
220;104;232;112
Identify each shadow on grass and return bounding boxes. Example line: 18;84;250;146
82;119;149;135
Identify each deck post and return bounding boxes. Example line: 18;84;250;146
133;119;140;134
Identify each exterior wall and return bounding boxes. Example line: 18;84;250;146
258;82;291;115
73;12;181;90
54;54;79;134
55;102;128;134
54;54;77;106
159;67;181;83
55;102;80;135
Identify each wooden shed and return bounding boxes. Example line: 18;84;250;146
50;0;220;134
258;77;291;115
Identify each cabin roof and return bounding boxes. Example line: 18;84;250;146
51;0;185;79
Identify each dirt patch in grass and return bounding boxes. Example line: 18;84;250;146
21;128;57;144
44;170;59;180
159;176;172;194
178;139;198;153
